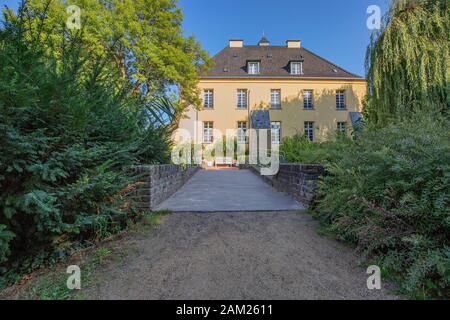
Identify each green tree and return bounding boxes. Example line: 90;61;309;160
11;0;211;111
0;0;208;286
365;0;448;125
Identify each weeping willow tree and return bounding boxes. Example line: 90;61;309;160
365;0;449;125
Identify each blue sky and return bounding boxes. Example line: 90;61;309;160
1;0;390;77
178;0;390;77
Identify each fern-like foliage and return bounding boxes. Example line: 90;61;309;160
0;2;175;286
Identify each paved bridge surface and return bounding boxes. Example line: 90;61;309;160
156;169;303;212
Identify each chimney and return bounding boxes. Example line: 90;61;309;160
229;39;244;48
286;40;301;48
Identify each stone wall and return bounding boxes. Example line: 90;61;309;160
242;164;325;205
272;164;325;205
133;164;199;211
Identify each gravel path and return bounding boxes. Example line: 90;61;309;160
84;212;398;300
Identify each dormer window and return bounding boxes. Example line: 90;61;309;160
248;61;260;75
290;62;303;75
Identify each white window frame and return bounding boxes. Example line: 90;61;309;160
271;121;281;144
203;122;213;143
270;89;281;109
336;90;346;109
303;90;313;109
237;89;248;109
337;122;347;133
248;61;260;75
237;121;248;144
304;121;314;141
290;62;303;75
203;89;214;109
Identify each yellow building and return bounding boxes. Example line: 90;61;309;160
175;37;367;147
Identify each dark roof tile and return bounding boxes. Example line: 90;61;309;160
203;45;363;79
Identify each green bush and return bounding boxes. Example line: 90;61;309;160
0;225;15;264
0;6;171;285
280;132;353;165
280;134;326;164
312;116;450;298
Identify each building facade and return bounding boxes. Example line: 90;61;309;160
174;38;367;149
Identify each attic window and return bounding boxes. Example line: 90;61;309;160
290;62;303;75
248;61;260;75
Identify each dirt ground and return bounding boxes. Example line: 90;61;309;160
79;212;399;300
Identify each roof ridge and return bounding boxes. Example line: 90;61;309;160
242;45;286;48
